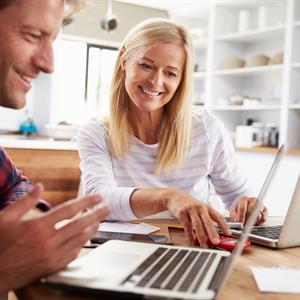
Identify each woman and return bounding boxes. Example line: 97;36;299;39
78;18;268;248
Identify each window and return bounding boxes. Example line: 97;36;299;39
86;45;118;119
51;39;118;124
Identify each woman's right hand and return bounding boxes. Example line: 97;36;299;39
165;189;231;248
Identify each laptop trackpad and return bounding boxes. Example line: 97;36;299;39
91;250;139;269
58;249;141;283
49;241;158;285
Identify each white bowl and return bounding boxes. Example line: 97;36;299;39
45;124;78;141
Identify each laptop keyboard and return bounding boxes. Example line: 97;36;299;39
250;225;282;239
122;247;218;294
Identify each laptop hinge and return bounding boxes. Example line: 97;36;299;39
208;256;230;291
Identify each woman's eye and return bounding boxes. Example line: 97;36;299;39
167;71;177;78
139;63;153;71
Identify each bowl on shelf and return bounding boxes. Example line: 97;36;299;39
246;54;270;67
45;124;78;141
220;57;245;69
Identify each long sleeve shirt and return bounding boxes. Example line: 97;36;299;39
77;110;255;221
0;146;50;211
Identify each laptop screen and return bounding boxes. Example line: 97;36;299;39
216;144;286;291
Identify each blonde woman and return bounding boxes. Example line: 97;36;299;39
78;18;267;248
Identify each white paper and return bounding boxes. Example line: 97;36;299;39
98;222;160;234
251;266;300;294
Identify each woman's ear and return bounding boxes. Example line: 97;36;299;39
120;47;126;72
121;60;126;72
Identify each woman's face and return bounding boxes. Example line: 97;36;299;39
122;42;185;114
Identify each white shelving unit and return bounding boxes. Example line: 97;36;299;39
193;38;208;49
211;105;281;111
214;64;283;76
193;71;206;79
289;104;300;109
215;24;285;43
189;0;300;150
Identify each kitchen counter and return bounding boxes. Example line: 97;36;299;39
236;146;300;155
0;134;77;150
1;135;300;154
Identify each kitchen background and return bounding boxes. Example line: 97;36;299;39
1;0;300;215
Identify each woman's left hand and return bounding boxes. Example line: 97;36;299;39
230;196;268;225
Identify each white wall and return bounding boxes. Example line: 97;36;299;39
63;0;168;45
237;151;300;216
0;1;167;133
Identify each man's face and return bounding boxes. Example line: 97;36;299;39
0;0;64;109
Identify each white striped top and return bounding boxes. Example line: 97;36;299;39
77;110;254;221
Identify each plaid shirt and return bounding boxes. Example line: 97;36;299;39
0;146;50;211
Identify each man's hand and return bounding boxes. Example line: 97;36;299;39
0;183;110;293
166;189;231;248
230;196;268;225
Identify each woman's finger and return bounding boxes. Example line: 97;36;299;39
200;211;221;246
210;208;231;236
245;198;257;221
230;209;238;222
237;198;248;224
256;206;268;225
190;210;208;248
178;212;194;246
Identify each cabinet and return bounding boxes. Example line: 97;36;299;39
5;148;81;206
184;0;300;150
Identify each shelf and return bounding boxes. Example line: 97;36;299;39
193;38;207;49
289;104;300;109
193;72;206;79
210;105;281;111
215;25;285;43
292;63;300;68
214;64;283;76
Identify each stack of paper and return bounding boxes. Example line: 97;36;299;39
251;266;300;294
98;222;160;235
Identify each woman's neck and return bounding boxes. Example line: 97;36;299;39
129;109;163;145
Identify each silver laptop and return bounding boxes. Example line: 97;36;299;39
232;174;300;249
46;145;285;300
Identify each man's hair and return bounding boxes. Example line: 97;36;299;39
0;0;87;21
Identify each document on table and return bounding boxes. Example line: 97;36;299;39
98;222;160;234
251;266;300;294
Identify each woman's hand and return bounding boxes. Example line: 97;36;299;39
230;196;268;225
165;189;231;248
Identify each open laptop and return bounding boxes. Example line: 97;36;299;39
232;174;300;249
46;145;285;300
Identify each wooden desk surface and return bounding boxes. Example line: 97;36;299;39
16;219;300;300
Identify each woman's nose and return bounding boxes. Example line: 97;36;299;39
148;70;164;87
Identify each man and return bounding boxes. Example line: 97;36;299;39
0;0;109;294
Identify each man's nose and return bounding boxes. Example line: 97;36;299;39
32;44;54;74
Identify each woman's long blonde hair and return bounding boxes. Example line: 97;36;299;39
108;18;194;173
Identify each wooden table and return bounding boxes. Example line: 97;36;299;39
15;219;300;300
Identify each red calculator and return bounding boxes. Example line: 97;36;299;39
209;236;251;252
